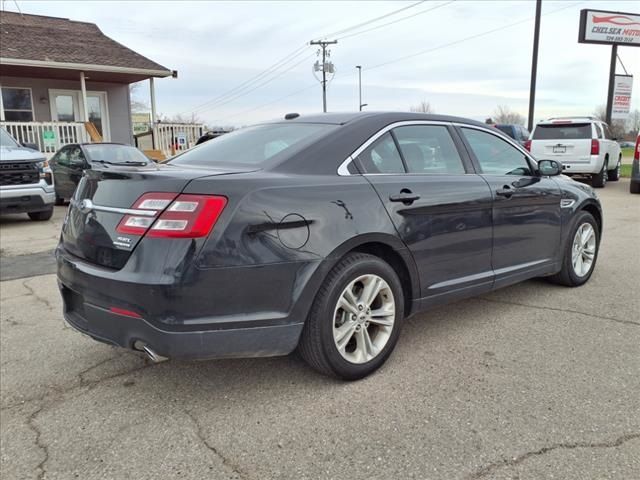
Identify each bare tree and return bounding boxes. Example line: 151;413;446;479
410;100;434;114
493;105;525;125
129;83;149;113
628;108;640;136
157;112;204;125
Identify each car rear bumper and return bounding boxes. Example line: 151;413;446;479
0;183;55;214
560;155;603;175
60;282;303;360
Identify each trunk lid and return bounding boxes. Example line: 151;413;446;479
61;163;254;269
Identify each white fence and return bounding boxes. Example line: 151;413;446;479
1;121;90;158
152;123;204;157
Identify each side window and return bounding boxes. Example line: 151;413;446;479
393;125;465;174
357;132;405;174
594;123;604;139
520;126;530;140
461;127;533;176
69;147;86;166
56;147;71;167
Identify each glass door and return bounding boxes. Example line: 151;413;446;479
86;92;110;141
50;90;80;122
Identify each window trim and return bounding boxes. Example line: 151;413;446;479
456;124;538;177
338;120;488;176
1;86;35;121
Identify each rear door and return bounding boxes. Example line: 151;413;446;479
458;126;561;287
530;122;592;164
355;123;494;305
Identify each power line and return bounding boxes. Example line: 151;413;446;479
365;1;584;72
193;52;316;115
317;0;426;40
181;44;309;115
337;1;455;41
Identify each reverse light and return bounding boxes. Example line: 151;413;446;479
116;192;227;238
591;139;600;156
524;140;531;151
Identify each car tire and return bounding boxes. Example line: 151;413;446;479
548;211;599;287
298;252;404;380
55;194;65;206
28;208;54;221
607;156;621;181
631;181;640;194
591;161;608;188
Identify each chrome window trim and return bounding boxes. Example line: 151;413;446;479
337;120;538;176
70;198;158;217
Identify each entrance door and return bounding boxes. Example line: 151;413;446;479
49;90;110;140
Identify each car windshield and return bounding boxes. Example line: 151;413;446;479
83;144;151;164
533;124;591;140
0;128;19;148
169;123;336;167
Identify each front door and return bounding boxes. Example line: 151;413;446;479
49;90;110;140
355;124;494;306
458;126;562;288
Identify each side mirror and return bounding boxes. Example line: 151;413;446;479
538;159;563;176
21;142;39;151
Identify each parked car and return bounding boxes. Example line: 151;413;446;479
494;124;530;147
618;140;635;149
0;127;55;221
56;112;602;380
526;117;621;188
631;135;640;194
50;143;152;204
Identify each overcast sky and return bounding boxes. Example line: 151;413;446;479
6;0;640;127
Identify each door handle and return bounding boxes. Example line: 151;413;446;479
496;185;514;198
389;190;420;204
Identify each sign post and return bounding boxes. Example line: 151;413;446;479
578;9;639;124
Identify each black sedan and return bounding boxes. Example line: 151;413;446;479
56;112;602;379
50;143;152;204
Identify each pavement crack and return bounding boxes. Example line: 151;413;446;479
469;432;640;479
477;297;639;327
21;278;54;311
183;408;251;480
26;405;49;480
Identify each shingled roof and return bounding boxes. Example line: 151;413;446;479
0;11;172;78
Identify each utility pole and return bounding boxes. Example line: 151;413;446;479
356;65;366;111
605;44;618;125
527;0;542;132
310;39;337;112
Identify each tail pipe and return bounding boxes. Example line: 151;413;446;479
134;341;169;363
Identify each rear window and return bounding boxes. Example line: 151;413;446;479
83;144;151;164
169;123;335;167
532;124;592;140
495;125;514;137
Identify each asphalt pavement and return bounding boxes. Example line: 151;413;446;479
1;180;638;480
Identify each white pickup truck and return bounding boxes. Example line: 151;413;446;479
0;127;55;220
527;117;622;188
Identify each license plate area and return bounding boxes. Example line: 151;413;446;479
553;145;567;154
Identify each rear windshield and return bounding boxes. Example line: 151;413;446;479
533;124;592;140
169;123;335;167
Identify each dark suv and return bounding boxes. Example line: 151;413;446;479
57;112;602;379
494;124;530;147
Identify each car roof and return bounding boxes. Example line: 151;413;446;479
267;111;491;129
537;117;599;125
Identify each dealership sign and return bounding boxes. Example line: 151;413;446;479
611;75;633;120
579;9;640;46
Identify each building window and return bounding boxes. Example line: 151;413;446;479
1;87;34;121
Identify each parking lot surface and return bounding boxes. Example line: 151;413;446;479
1;180;638;480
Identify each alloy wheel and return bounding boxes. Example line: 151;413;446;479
571;223;596;277
332;274;395;364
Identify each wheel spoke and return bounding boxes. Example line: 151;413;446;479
359;276;382;307
334;322;356;350
575;254;584;276
338;291;358;315
369;306;395;326
355;328;375;362
581;226;593;246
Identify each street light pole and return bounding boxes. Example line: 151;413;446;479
527;0;542;132
356;65;363;111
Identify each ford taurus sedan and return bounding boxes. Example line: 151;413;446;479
56;112;602;380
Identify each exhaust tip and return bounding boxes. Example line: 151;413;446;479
134;341;169;363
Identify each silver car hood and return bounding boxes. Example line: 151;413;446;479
0;146;46;162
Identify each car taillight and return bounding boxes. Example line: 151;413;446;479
116;193;227;238
524;140;531;151
591;139;600;156
635;137;640;161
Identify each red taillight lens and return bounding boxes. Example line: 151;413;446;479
634;137;640;161
116;193;227;239
524;140;531;151
591;139;600;156
109;306;142;319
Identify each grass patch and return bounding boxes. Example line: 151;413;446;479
620;164;632;178
621;147;634;157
